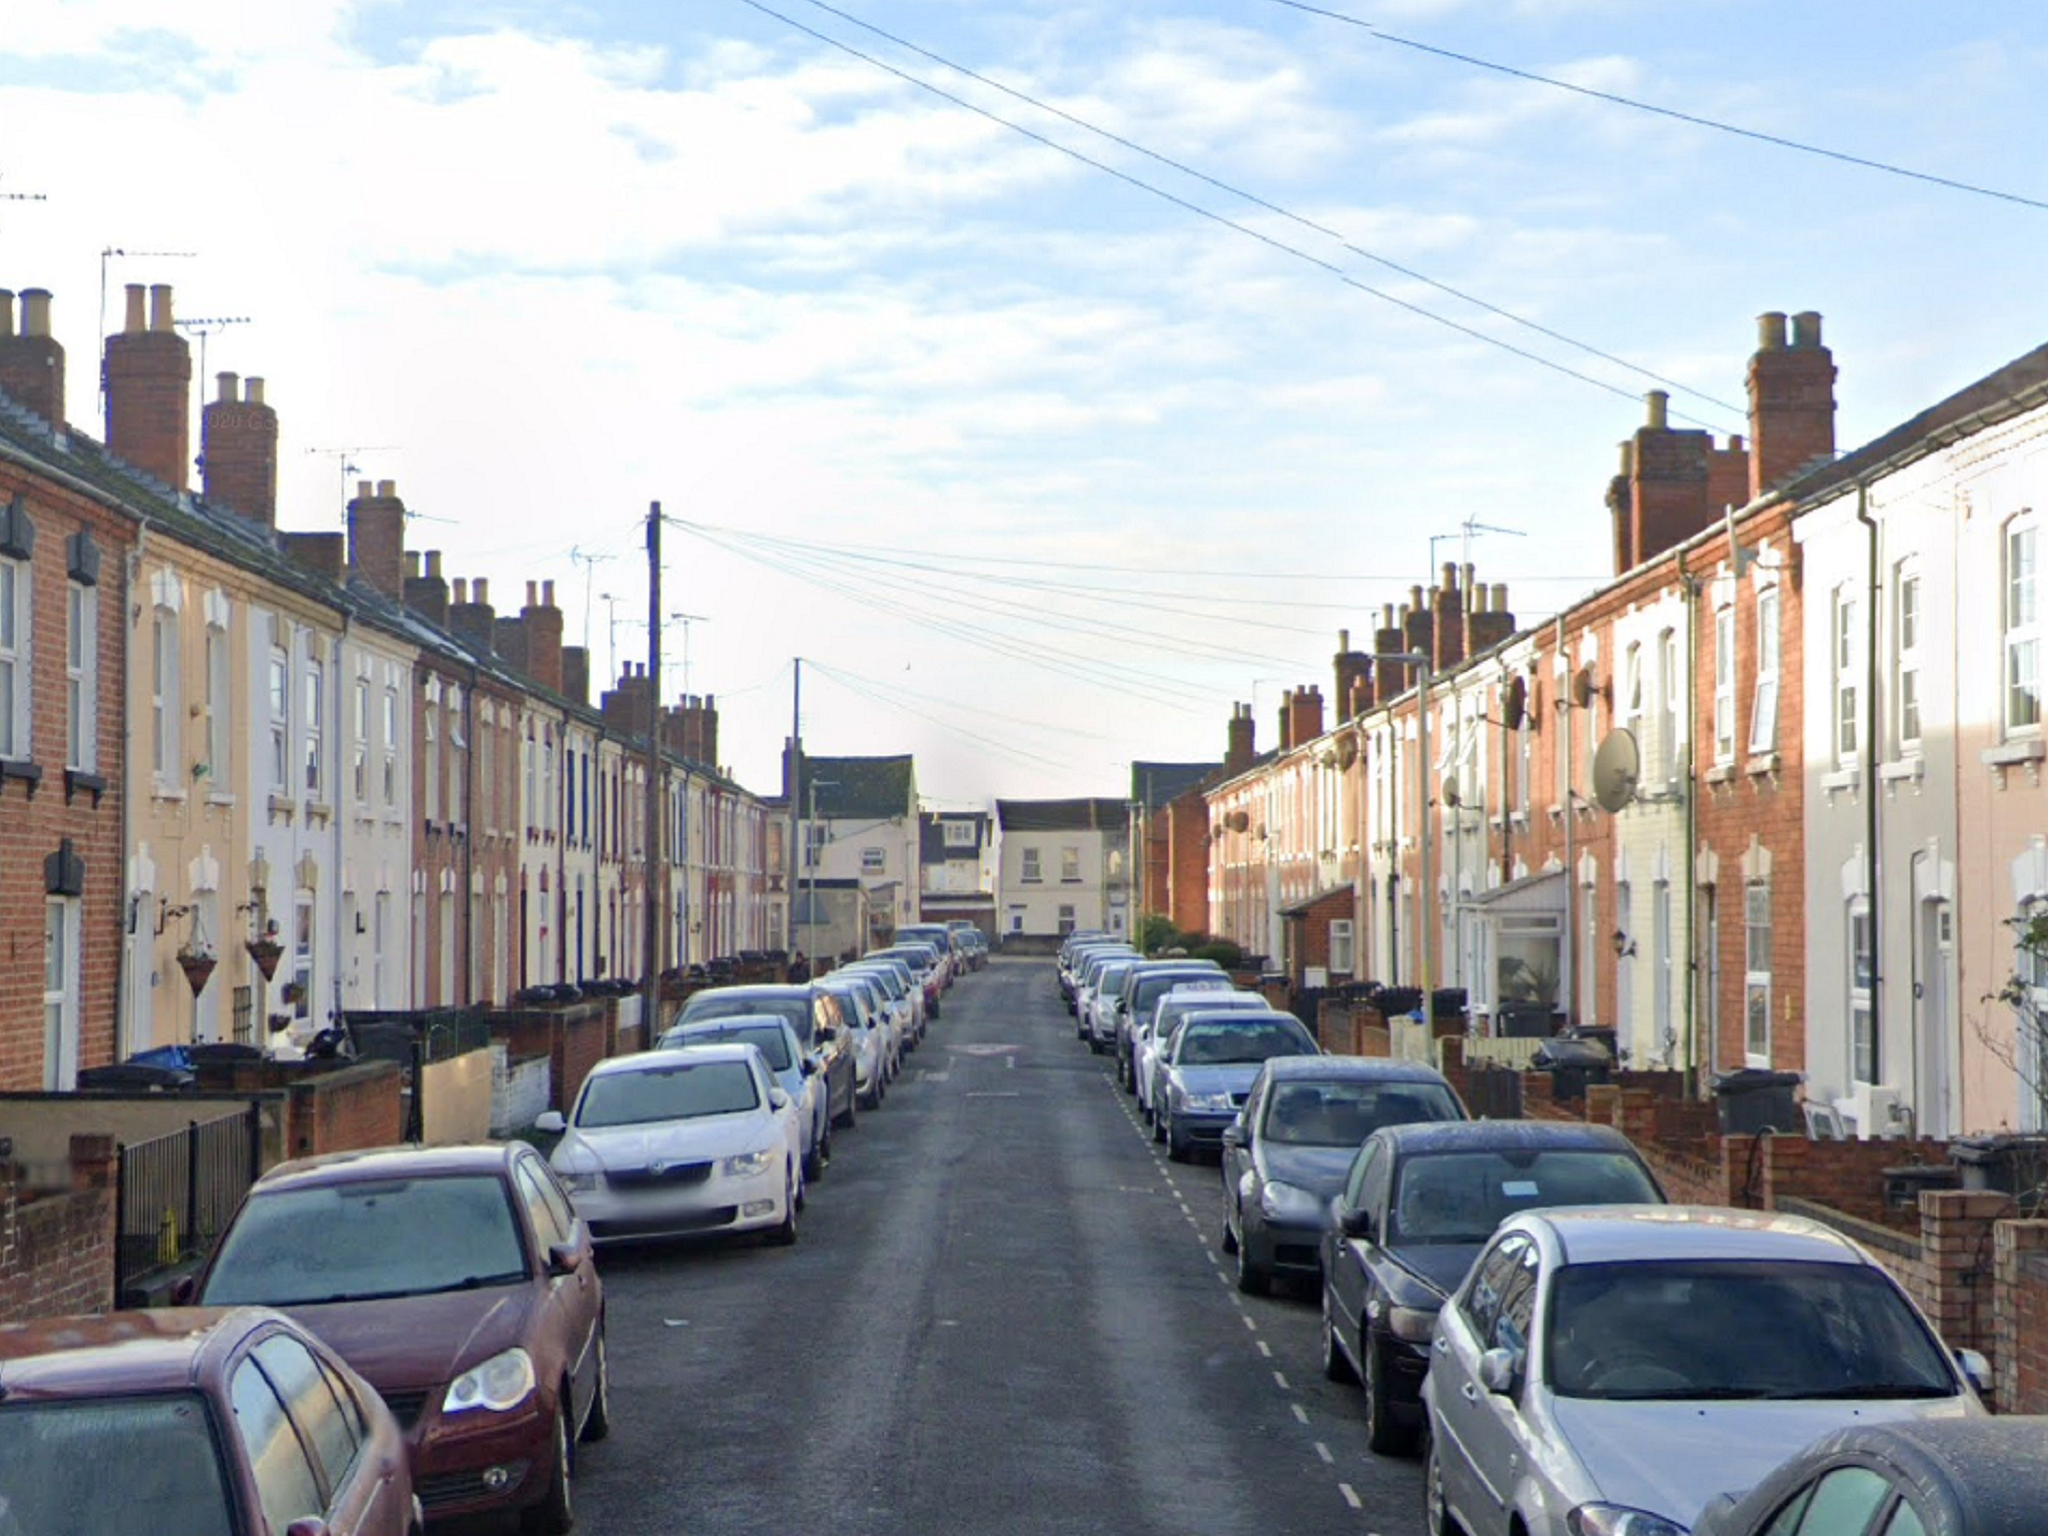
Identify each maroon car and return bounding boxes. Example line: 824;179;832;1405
0;1305;419;1535
192;1143;608;1533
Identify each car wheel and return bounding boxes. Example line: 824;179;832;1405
1424;1436;1464;1536
1234;1227;1270;1295
1220;1208;1238;1255
832;1077;857;1130
523;1394;574;1535
1167;1122;1189;1163
803;1126;827;1181
1319;1289;1356;1383
1364;1331;1418;1457
770;1167;799;1247
1152;1109;1166;1145
580;1323;612;1442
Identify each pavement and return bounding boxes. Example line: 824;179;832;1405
572;956;1425;1536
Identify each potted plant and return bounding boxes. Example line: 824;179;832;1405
245;920;284;982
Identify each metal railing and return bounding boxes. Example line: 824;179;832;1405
114;1107;262;1307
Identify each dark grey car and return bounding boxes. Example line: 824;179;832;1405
677;984;857;1131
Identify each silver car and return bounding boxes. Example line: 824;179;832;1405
1423;1207;1986;1536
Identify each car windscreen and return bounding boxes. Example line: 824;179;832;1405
851;968;905;999
1174;1020;1315;1064
0;1393;233;1533
203;1174;528;1305
1390;1149;1654;1243
1262;1080;1464;1147
667;1023;793;1072
1545;1258;1957;1402
578;1059;761;1127
1132;973;1228;1015
683;993;810;1043
1158;996;1266;1032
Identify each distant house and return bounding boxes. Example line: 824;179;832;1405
1131;760;1220;939
996;798;1131;940
787;749;920;948
919;809;995;936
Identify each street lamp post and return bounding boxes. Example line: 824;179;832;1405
1369;650;1434;1005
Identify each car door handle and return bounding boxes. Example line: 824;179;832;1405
1460;1383;1479;1402
1434;1336;1451;1355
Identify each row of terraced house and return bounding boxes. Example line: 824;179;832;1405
1139;309;2048;1140
0;279;793;1094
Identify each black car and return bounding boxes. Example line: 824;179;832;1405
1112;962;1228;1091
676;984;858;1130
1220;1057;1465;1297
1691;1417;2047;1536
1319;1119;1664;1455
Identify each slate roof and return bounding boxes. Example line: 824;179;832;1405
795;755;915;820
996;798;1130;833
920;810;988;862
1130;761;1220;810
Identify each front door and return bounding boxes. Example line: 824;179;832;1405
1918;898;1953;1137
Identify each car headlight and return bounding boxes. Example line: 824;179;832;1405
1183;1091;1236;1111
557;1169;600;1193
442;1347;536;1415
1259;1181;1324;1222
1567;1505;1690;1536
721;1148;777;1178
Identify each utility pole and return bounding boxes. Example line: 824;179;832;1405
787;659;802;954
642;502;664;1034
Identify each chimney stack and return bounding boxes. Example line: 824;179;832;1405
103;282;192;488
403;546;450;628
201;368;279;525
601;664;656;737
1373;604;1409;702
522;578;565;694
1748;309;1836;501
1333;628;1373;723
1432;562;1466;671
449;576;497;657
280;531;346;583
562;646;591;706
346;479;407;600
0;287;66;431
1402;587;1434;673
1613;387;1715;573
1287;685;1325;748
1224;702;1255;773
1468;581;1517;654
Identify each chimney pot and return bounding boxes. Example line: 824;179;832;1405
1792;311;1823;347
123;283;146;333
356;479;373;500
21;288;51;338
1410;585;1425;610
542;578;555;607
404;550;421;580
474;578;489;605
1338;627;1350;651
245;376;264;404
526;580;539;608
0;290;13;338
1440;562;1457;592
1461;561;1476;596
217;371;238;403
452;576;469;604
426;550;442;578
1492;582;1509;613
148;283;174;332
1619;441;1634;474
1646;389;1669;429
375;478;395;498
1757;311;1788;351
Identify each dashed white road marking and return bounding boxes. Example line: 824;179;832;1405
1291;1403;1311;1425
1272;1370;1292;1391
1240;1316;1258;1332
1338;1483;1362;1510
1257;1340;1273;1359
1314;1441;1334;1464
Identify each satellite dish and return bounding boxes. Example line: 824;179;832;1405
1335;734;1359;769
1572;668;1598;710
1441;775;1462;809
1226;810;1250;833
1501;675;1528;731
1591;729;1641;814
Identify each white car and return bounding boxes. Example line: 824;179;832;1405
1135;988;1267;1119
1085;959;1140;1052
541;1042;805;1245
846;962;920;1051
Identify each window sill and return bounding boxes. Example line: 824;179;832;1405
64;768;106;806
267;794;295;820
204;790;236;808
306;801;334;825
1746;752;1781;778
2;758;45;797
152;780;188;804
1982;739;2045;770
1705;763;1737;785
1878;758;1924;785
1819;768;1860;794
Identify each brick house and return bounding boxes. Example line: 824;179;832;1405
1130;760;1217;940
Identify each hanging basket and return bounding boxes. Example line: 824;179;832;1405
245;936;285;982
177;947;218;997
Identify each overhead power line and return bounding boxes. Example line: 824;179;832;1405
1265;0;2048;214
729;0;1739;430
790;0;1742;417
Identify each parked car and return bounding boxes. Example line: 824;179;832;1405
1139;990;1272;1123
818;975;892;1108
855;954;929;1040
1423;1207;1986;1536
869;943;944;1016
0;1306;421;1536
945;921;987;969
1152;1010;1320;1161
659;1012;831;1180
1692;1416;2044;1536
194;1143;608;1533
844;959;921;1050
1221;1057;1467;1300
678;983;857;1131
895;924;961;985
1320;1120;1662;1454
1083;957;1141;1051
1113;962;1229;1089
1062;941;1131;1012
542;1043;805;1248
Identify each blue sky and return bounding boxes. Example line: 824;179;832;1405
3;1;2044;802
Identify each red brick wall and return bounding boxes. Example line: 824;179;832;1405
555;1008;608;1113
0;464;131;1092
1995;1223;2048;1413
282;1062;403;1158
0;1134;116;1322
102;289;190;491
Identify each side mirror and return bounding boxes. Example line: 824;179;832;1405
1220;1124;1245;1150
815;1025;836;1043
768;1087;791;1110
171;1275;199;1306
535;1110;567;1135
1478;1347;1522;1396
800;1056;819;1077
1956;1347;1991;1394
546;1242;581;1278
1338;1204;1374;1240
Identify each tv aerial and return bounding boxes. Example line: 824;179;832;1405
1591;729;1641;814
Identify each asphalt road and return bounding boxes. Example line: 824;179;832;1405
572;957;1425;1536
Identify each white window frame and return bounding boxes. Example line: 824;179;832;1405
1744;879;1772;1066
424;709;440;822
1712;605;1736;764
1021;847;1042;884
943;819;975;848
1656;628;1679;779
1329;917;1356;975
153;604;181;782
446;691;466;829
1750;588;1780;754
267;620;290;793
1832;583;1860;766
860;846;885;874
204;614;229;788
1895;563;1922;755
352;678;370;803
382;686;400;807
2005;517;2040;737
44;897;79;1091
66;580;96;772
301;642;324;798
1060;845;1081;884
1849;897;1876;1085
1622;641;1644;753
0;555;24;760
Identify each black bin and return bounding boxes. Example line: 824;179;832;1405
1532;1037;1613;1101
1712;1068;1802;1134
1496;1003;1553;1040
1884;1163;1961;1211
1949;1135;2048;1197
77;1062;195;1092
